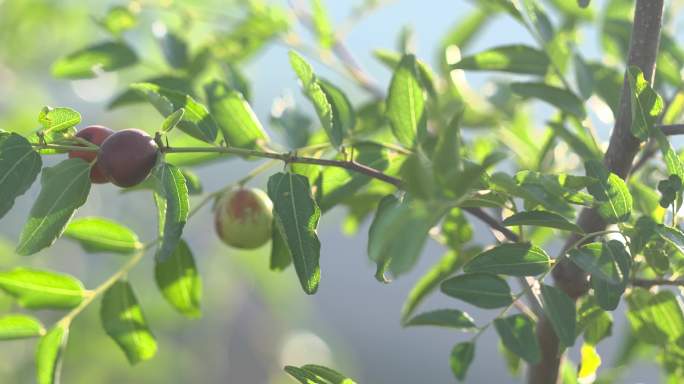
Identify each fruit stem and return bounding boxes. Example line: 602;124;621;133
32;143;99;152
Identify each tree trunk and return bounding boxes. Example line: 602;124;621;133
527;1;665;383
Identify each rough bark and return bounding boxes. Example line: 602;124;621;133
527;1;665;383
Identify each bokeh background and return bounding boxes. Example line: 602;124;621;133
0;0;669;383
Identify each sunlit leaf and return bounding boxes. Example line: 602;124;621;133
386;54;426;148
205;80;269;149
36;325;68;384
0;314;45;340
0;268;85;309
101;281;157;364
37;106;81;134
154;239;201;317
63;217;142;254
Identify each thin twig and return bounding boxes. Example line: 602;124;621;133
631;278;684;288
163;145;403;187
658;124;684;136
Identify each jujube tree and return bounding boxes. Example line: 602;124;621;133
1;0;684;383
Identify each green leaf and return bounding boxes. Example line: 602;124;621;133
400;151;434;200
655;225;684;255
586;241;631;311
585;160;632;223
368;196;443;277
441;273;513;309
502;210;583;233
574;53;594;100
540;284;577;348
0;314;45;340
204;80;269;149
627;65;664;141
319;79;356;136
63;217;142;254
96;6;137;37
658;138;684;196
154;239;201;318
450;342;475;381
288;51;343;147
52;41;138;79
374;49;437;97
657;175;682;209
452;44;549;75
307;365;356;384
494;314;541;364
405;309;476;330
157;30;189;69
510;82;586;119
37;106;81;134
0;268;85;309
432;111;462;191
285;364;358;384
401;249;476;321
386;54;426;148
464;243;551;276
316;143;389;212
101;281;157;364
310;0;334;48
153;163;189;263
568;241;630;285
130;82;218;143
284;366;321;384
270;223;293;271
161;108;185;133
267;172;321;294
180;168;202;195
577;297;612;346
441;208;474;248
16;158;91;256
36;325;68;384
0;132;42;220
108;75;193;110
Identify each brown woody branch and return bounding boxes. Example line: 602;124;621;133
631;278;684;288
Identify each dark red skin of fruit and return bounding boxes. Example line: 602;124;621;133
68;125;114;184
97;129;159;188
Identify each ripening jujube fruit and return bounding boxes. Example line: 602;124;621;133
68;125;114;183
97;129;159;188
214;187;274;249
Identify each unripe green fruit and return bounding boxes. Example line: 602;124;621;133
214;187;273;249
